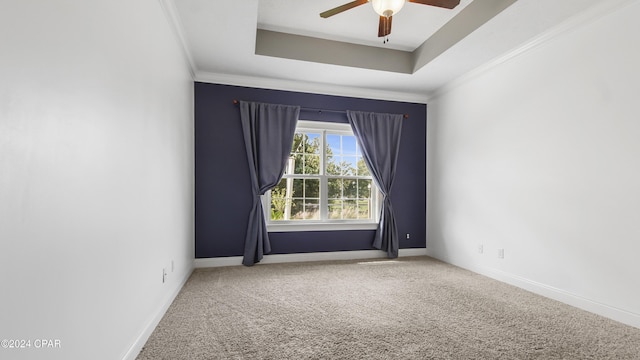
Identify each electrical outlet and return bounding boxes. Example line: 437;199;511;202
498;248;504;259
478;244;483;254
162;268;167;283
406;233;410;239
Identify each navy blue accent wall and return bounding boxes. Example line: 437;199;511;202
195;82;426;258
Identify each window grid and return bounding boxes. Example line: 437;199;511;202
267;121;378;225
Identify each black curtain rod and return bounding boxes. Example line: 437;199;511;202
232;99;409;119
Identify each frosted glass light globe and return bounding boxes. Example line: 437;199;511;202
371;0;406;17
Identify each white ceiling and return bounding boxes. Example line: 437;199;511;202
164;0;606;100
258;0;474;51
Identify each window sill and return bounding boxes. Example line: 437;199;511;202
267;222;378;232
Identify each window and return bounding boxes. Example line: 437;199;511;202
264;120;380;231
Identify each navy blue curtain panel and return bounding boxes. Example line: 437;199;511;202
347;110;403;258
239;101;300;266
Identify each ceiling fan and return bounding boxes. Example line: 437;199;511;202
320;0;460;42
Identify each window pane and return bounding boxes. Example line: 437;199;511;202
327;134;340;153
356;157;370;176
269;179;288;221
291;134;305;157
290;154;320;175
323;178;375;220
291;199;305;219
291;133;321;175
329;156;356;176
304;200;320;220
326;154;340;175
304;178;320;198
292;154;304;174
342;136;357;155
358;179;372;198
303;155;320;174
328;199;342;219
343;179;356;198
270;177;321;221
327;200;359;220
343;200;358;219
328;178;342;199
291;178;305;198
358;199;371;219
342;156;357;176
304;133;321;154
290;199;321;220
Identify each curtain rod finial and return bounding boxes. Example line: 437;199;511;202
233;99;239;105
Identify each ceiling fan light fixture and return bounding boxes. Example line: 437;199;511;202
371;0;405;18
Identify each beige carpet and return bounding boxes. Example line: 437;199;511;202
137;256;640;359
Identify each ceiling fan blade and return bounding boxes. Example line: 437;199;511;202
378;15;392;37
320;0;369;18
408;0;460;9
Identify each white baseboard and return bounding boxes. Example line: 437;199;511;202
484;267;640;329
429;255;640;330
194;248;428;268
122;267;194;360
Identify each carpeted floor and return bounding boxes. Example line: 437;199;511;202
137;256;640;359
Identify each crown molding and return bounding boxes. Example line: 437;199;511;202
158;0;196;79
158;0;427;104
195;70;428;104
428;0;638;100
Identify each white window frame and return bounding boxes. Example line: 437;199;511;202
263;120;381;232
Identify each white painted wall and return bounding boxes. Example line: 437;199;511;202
0;1;194;359
427;1;640;328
